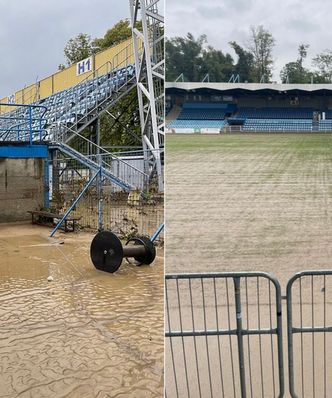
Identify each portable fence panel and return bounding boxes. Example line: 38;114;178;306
165;272;284;398
287;271;332;398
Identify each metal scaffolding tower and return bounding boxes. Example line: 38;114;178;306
129;0;164;191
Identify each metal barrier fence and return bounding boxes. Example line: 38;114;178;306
287;270;332;398
165;272;284;398
166;270;332;398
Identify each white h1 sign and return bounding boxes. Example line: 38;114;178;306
76;56;93;76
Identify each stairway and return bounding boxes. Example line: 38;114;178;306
49;143;136;192
165;104;182;125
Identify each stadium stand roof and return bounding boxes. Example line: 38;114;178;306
166;82;332;94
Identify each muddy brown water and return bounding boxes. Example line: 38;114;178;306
0;223;164;398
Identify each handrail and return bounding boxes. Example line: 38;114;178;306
54;126;149;178
0;103;48;143
0;102;47;112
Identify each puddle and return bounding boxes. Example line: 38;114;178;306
0;224;164;397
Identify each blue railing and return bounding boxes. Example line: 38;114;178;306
0;103;47;144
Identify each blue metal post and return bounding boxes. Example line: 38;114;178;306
50;170;99;237
39;118;42;141
29;105;33;145
151;223;164;242
44;159;50;209
97;168;103;231
96;119;103;232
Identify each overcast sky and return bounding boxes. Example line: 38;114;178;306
0;0;129;98
1;0;329;94
166;0;332;82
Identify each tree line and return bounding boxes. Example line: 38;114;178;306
166;26;332;84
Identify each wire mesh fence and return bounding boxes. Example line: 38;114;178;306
165;272;284;398
49;156;163;240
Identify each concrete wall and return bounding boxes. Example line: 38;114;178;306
0;158;44;222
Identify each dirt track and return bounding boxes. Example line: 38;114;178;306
0;223;163;398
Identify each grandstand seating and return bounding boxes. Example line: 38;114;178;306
0;62;144;191
235;107;317;119
181;102;236;110
167;102;332;133
177;102;236;120
167;119;226;129
178;109;229;120
167;102;233;130
319;120;332;131
235;106;332;132
243;119;313;132
323;110;332;119
0;64;135;142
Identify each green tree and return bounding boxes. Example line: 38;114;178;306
99;89;141;147
229;41;254;82
298;44;309;68
93;19;139;51
70;89;141;150
247;25;275;82
280;44;311;83
201;46;234;81
64;33;94;65
312;50;332;82
165;33;207;81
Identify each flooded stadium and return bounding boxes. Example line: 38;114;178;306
0;223;164;397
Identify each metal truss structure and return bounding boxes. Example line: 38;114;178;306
129;0;164;191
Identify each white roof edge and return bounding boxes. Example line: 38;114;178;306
165;82;332;92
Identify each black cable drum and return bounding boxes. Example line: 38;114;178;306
90;231;124;273
90;231;156;273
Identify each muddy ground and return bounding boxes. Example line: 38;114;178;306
166;134;332;285
165;134;332;398
0;223;164;398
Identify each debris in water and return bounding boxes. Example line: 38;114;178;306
47;276;54;282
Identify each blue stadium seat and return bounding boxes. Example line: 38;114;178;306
319;120;332;131
235;107;317;119
177;102;236;120
167;119;226;129
243;119;313;132
0;64;136;141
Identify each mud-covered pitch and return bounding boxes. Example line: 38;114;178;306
166;133;332;285
165;133;332;397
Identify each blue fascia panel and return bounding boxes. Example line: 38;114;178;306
0;145;49;158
